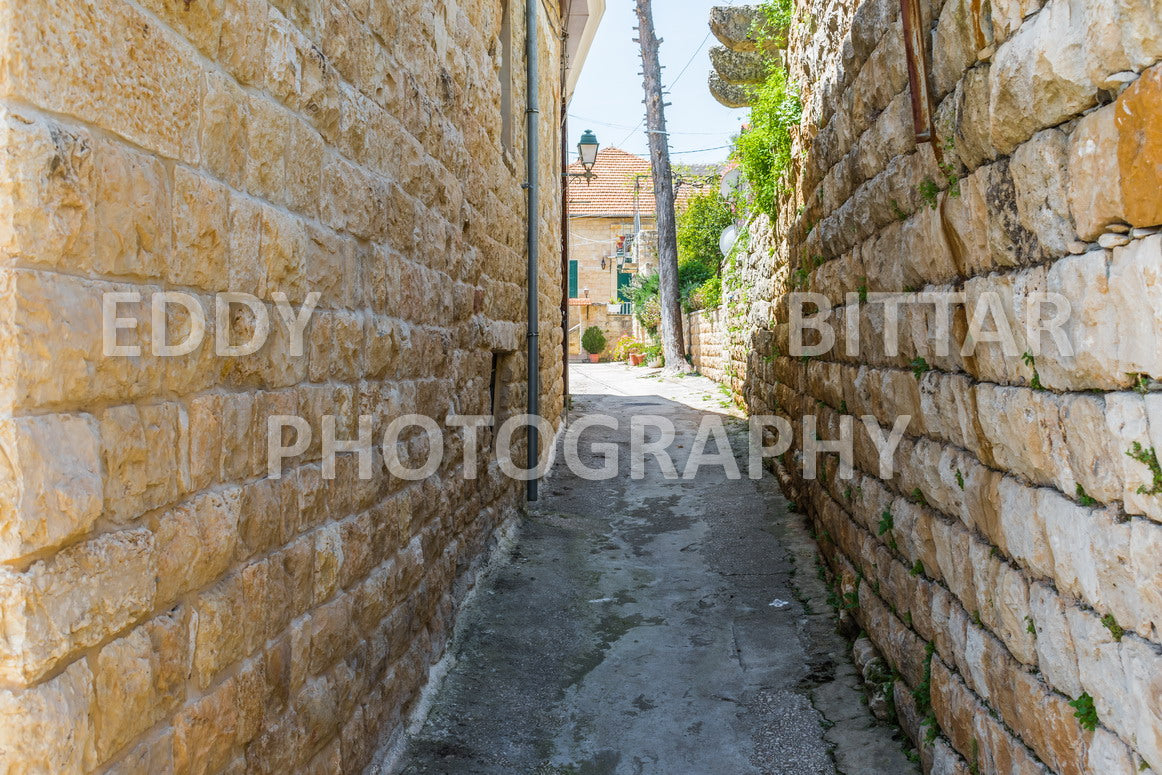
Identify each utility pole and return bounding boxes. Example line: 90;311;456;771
634;0;691;373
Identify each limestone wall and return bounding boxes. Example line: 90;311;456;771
0;0;566;771
686;307;743;390
723;0;1162;771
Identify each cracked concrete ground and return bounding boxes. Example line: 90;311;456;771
393;364;918;775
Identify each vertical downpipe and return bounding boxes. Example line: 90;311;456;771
525;0;541;501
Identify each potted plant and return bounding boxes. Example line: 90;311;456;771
581;326;606;363
610;335;644;365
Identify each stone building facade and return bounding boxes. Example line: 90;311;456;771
565;147;653;357
0;0;601;771
699;0;1162;772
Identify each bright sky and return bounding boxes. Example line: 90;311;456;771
568;0;747;166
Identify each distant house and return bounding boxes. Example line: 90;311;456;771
565;147;713;358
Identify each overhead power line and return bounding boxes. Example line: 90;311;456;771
615;0;740;151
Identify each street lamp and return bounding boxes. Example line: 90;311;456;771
567;130;600;182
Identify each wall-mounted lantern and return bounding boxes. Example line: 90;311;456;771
567;130;600;183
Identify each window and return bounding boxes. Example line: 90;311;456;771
499;0;514;152
568;260;579;298
488;351;512;439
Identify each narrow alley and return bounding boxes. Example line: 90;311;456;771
393;365;916;775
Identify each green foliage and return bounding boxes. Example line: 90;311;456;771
857;278;868;303
910;357;930;380
609;335;643;361
756;0;793;37
1132;372;1150;394
637;341;662;365
1101;613;1125;641
677;191;734;278
678;260;715;307
842;587;860;611
878;509;894;536
1026;615;1037;637
688;277;722;311
911;487;927;506
628;272;661;334
940;137;961;198
1076;483;1098;507
1022;352;1044;390
732;64;801;217
581;326;606;355
1127;442;1162;495
1069;692;1099;731
913;642;937;721
955;469;965;490
910;559;924;577
918;177;941;209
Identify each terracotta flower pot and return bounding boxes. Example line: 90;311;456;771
629;353;644;366
588;353;600;363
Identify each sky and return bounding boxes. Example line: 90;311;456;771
567;0;748;165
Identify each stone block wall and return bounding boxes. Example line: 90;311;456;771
719;0;1162;771
686;307;744;390
0;0;566;771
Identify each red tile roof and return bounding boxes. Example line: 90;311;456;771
567;148;655;218
566;147;714;218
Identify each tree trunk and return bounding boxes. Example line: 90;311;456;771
635;0;691;374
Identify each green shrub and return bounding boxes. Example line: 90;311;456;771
756;0;793;38
732;64;801;217
689;277;723;310
677;190;734;277
638;341;663;365
628;272;661;334
1069;693;1099;731
581;326;607;355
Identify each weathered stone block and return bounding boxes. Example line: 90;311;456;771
0;528;155;684
1117;65;1162;230
94;608;189;760
1070;105;1125;240
989;0;1096;155
171;167;229;290
0;108;94;273
172;675;238;775
192;573;246;688
0;659;97;773
0;413;102;562
220;0;269;86
153;490;240;606
2;0;203;162
1029;581;1083;698
246;96;291;206
1010;128;1075;255
202;70;251;188
99;403;184;525
137;0;224;59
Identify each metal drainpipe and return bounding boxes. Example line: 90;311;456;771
525;0;541;502
560;108;570;404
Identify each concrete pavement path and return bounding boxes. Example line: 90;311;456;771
392;364;917;775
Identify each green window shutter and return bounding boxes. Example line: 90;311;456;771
568;260;578;298
617;271;632;301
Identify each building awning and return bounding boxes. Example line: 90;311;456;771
564;0;605;101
